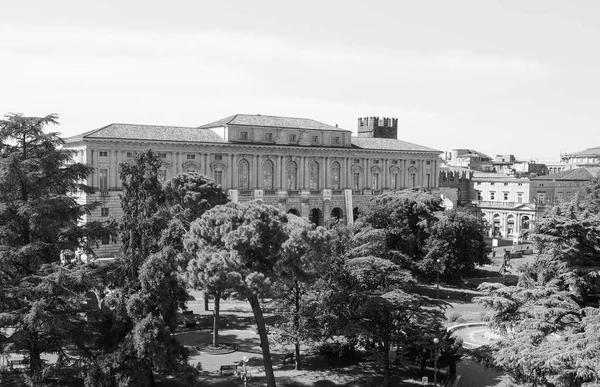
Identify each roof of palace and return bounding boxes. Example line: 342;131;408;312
64;123;226;143
351;137;440;153
533;167;600;181
197;114;349;132
566;146;600;157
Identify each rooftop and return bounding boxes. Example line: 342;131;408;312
533;167;600;181
64;123;226;143
351;137;440;153
197;114;350;132
566;146;600;157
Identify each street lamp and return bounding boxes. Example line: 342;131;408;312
433;337;440;387
239;356;252;387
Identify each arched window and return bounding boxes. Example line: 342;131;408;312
372;172;380;190
286;161;298;189
309;161;319;189
238;159;250;189
331;162;340;189
263;160;274;190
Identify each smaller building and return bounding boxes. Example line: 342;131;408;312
446;149;494;172
530;167;600;211
471;172;536;239
561;146;600;167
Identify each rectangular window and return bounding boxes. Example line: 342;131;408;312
490;191;495;200
288;134;297;142
477;191;483;200
518;183;523;186
240;132;248;140
391;160;398;164
503;192;509;201
158;170;167;182
332;136;340;145
101;235;110;245
426;160;431;165
353;158;360;164
353;173;360;190
503;183;509;186
99;169;108;191
187;154;196;159
426;174;431;188
214;171;222;185
410;173;416;187
391;173;398;189
476;182;481;185
101;207;109;217
490;182;495;186
127;152;135;158
410;160;416;165
312;136;319;144
537;193;545;202
517;192;523;203
99;151;108;157
373;160;380;164
264;133;273;141
157;153;167;159
214;154;223;160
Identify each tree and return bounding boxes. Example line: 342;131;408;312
185;202;289;387
359;190;444;265
475;180;600;386
421;209;491;279
0;113;112;384
270;215;331;370
87;150;193;387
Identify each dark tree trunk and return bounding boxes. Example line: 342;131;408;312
382;309;391;387
204;293;210;311
248;294;276;387
213;292;220;347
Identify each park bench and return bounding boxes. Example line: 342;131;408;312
283;352;295;366
219;364;238;376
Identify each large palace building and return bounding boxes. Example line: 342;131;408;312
64;114;442;258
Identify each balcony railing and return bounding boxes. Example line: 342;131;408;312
239;190;253;196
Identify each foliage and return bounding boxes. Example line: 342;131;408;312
0;113;112;383
358;189;444;265
421;209;491;277
476;179;600;386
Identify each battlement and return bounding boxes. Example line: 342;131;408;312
357;117;398;139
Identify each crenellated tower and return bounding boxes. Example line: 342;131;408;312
357;116;398;139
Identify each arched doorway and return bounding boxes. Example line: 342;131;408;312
288;208;300;216
507;215;515;237
331;207;343;221
493;214;501;237
310;208;322;226
353;207;360;222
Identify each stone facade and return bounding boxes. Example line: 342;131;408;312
470;173;536;239
64;114;442;258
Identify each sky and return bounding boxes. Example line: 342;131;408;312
1;0;599;162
